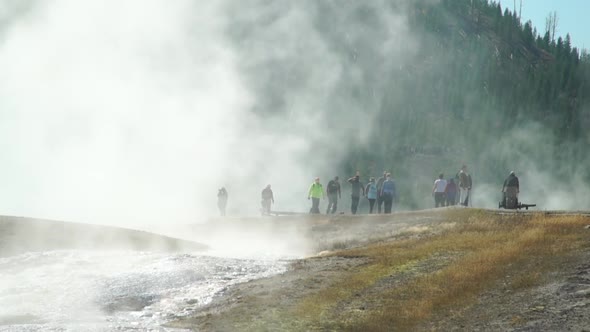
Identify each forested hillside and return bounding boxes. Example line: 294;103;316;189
380;0;590;207
231;0;590;210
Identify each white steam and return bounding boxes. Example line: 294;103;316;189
0;0;418;225
0;0;255;224
474;121;590;211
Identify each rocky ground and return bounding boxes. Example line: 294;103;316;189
169;209;590;332
426;249;590;332
2;211;589;331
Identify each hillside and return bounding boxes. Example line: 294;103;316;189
170;209;590;331
377;0;590;208
229;0;590;211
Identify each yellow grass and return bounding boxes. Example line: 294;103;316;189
294;210;590;331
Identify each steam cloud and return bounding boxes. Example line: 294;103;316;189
0;0;418;225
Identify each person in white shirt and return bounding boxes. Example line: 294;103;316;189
432;173;447;208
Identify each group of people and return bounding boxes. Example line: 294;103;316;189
431;165;473;208
216;165;477;216
307;171;398;215
431;165;521;209
217;165;524;216
216;171;398;217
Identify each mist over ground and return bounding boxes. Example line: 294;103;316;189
0;0;588;227
0;0;417;225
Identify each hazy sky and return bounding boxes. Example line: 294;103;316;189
497;0;590;50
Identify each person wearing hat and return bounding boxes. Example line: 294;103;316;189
347;171;365;215
376;171;388;213
502;171;519;208
308;177;325;214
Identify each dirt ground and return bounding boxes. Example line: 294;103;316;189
425;249;590;332
2;211;589;331
170;209;590;332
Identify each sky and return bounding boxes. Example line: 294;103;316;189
497;0;590;50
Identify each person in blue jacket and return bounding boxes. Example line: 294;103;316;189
380;173;397;214
365;177;378;214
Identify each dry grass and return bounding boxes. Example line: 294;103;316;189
293;210;590;331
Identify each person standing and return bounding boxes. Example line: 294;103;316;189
326;176;341;214
365;177;378;214
380;173;397;214
432;173;447;208
308;177;325;214
457;165;472;206
444;178;458;206
376;171;387;213
502;171;519;207
347;172;365;215
217;187;228;216
261;184;274;215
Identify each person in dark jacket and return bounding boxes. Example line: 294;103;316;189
457;165;472;206
347;172;365;215
326;176;341;214
502;171;519;192
375;171;387;213
502;171;519;206
261;184;274;216
444;178;458;206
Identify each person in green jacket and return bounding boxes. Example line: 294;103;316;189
308;177;325;214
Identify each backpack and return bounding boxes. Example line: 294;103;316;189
367;183;378;199
382;180;395;195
